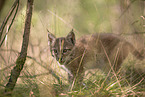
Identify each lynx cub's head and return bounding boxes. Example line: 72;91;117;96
48;30;75;65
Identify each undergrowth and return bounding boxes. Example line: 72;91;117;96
52;60;145;97
0;60;145;97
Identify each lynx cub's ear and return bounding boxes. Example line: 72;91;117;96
66;29;75;45
47;30;56;45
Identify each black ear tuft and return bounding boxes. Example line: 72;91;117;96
66;29;75;45
47;30;56;45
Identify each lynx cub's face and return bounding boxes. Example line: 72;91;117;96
48;30;75;64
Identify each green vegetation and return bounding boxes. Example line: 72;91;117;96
0;0;144;96
1;59;145;97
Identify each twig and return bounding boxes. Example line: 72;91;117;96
0;53;6;64
0;47;63;83
120;32;145;36
118;0;136;19
19;72;50;78
70;49;86;91
0;0;19;43
0;64;15;72
0;0;19;47
100;41;123;93
47;9;79;33
27;56;63;84
0;48;19;53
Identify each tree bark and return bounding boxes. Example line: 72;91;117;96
5;0;34;95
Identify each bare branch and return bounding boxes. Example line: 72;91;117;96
4;0;34;95
0;0;19;43
27;56;62;83
0;53;6;64
19;73;50;78
0;0;19;47
0;64;15;72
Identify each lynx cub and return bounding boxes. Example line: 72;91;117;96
48;30;144;85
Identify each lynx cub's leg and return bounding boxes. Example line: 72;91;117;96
68;73;73;84
113;41;144;71
68;67;85;89
68;73;85;90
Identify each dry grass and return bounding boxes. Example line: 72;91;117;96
0;0;145;96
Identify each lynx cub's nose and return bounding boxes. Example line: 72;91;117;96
57;57;63;64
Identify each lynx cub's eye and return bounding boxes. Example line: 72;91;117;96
53;49;57;54
63;49;71;53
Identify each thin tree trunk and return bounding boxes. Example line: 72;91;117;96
0;0;19;45
5;0;34;96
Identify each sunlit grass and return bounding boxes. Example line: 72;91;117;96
52;60;145;97
0;57;145;97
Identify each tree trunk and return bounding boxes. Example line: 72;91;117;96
5;0;34;96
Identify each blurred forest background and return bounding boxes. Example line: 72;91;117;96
0;0;145;97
